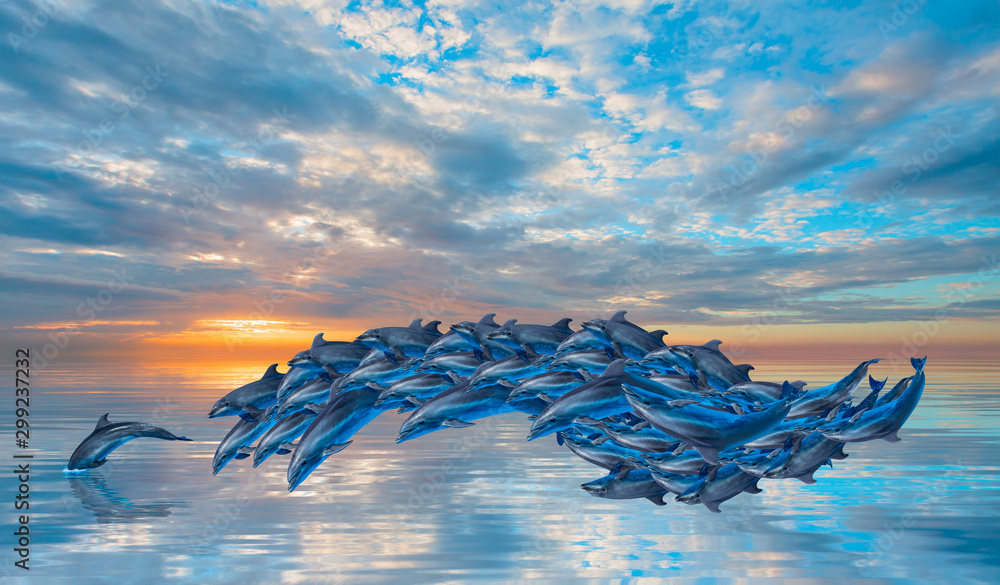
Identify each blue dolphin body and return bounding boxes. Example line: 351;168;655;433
467;353;547;389
667;346;753;391
675;462;762;513
819;357;927;443
639;340;727;375
506;371;585;403
275;376;336;420
286;388;391;492
486;318;574;358
648;469;701;495
354;319;442;359
374;373;455;406
212;406;278;475
396;381;515;443
526;360;632;441
597;421;678;454
275;366;321;404
624;382;804;464
449;314;515;360
580;469;669;505
546;349;619;375
786;359;882;419
287;335;372;373
561;433;646;472
208;364;284;418
641;450;722;476
422;330;475;357
253;408;320;468
554;329;607;355
875;376;913;408
581;310;665;360
413;351;487;380
762;430;848;483
67;414;192;471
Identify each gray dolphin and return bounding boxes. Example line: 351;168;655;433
724;380;808;403
561;433;645;471
599;420;678;453
648;469;701;495
449;313;516;359
554;329;606;355
506;371;585;403
486;318;574;359
286;388;391;492
213;405;278;475
336;354;417;393
275;375;336;420
467;352;547;389
67;414;192;471
819;357;926;443
623;381;804;463
875;376;912;408
580;469;668;505
581;310;665;360
373;373;455;406
762;431;848;483
287;334;372;373
526;360;632;441
355;319;442;359
786;359;882;419
640;341;727;375
253;408;320;468
641;450;719;476
275;366;321;403
675;462;762;513
397;381;514;443
423;330;475;357
208;364;283;418
413;351;486;379
667;346;752;391
546;349;620;375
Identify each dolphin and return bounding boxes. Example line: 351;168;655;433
648;469;701;496
640;341;727;375
486;318;574;358
336;354;417;393
275;376;336;420
561;433;645;471
623;381;804;464
413;351;486;379
373;373;455;407
287;334;372;373
581;310;665;360
67;414;192;471
675;462;762;513
598;420;678;454
580;469;669;505
286;388;390;491
208;364;283;418
545;349;620;376
275;366;320;403
554;329;606;355
505;371;585;403
253;408;320;468
397;381;515;443
724;380;807;403
467;352;547;390
641;449;721;476
423;330;475;357
762;431;848;484
819;357;927;443
449;313;515;359
646;374;716;396
786;359;882;419
526;360;632;441
667;346;752;391
212;406;278;475
355;319;442;359
837;375;887;421
875;376;912;408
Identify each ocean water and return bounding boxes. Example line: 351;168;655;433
2;357;999;584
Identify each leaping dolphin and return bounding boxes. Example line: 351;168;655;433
675;462;762;513
397;381;515;443
67;414;192;471
786;359;882;419
554;329;606;356
355;319;443;359
208;364;284;418
581;310;665;360
286;334;372;373
485;318;574;358
580;469;669;505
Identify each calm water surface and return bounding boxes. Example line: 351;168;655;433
2;358;998;584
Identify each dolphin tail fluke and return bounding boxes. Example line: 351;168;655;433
910;356;927;372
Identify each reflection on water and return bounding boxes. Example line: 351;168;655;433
67;474;179;524
4;357;999;583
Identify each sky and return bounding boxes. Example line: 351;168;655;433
0;0;997;366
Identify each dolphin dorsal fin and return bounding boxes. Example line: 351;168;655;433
95;413;112;430
408;318;424;329
609;310;628;323
734;364;754;376
550;317;573;331
478;313;498;326
262;364;281;379
702;339;723;352
501;319;517;328
422;320;442;334
311;333;326;349
601;359;627;377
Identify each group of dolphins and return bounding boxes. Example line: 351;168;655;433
68;311;927;513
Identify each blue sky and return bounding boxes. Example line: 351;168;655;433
0;0;997;356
